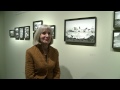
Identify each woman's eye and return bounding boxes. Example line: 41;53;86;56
42;32;51;35
42;32;46;35
48;32;51;35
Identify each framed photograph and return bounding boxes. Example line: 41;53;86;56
14;27;19;40
33;20;43;31
19;27;24;40
9;30;15;37
113;11;120;29
64;17;97;44
24;26;30;40
33;31;36;39
112;30;120;49
50;25;56;39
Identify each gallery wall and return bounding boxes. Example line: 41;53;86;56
3;11;120;79
0;11;5;78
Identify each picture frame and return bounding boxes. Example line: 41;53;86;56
33;20;43;31
24;26;30;40
64;17;97;44
112;30;120;49
113;11;120;29
14;27;19;40
33;31;36;39
50;25;56;39
9;30;15;38
19;27;24;40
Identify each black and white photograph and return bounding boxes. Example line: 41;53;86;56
14;27;19;40
113;11;120;29
33;20;43;31
64;17;97;44
9;30;15;37
19;27;24;40
24;26;30;40
50;25;56;39
112;30;120;49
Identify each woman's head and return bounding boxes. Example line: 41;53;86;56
33;24;53;45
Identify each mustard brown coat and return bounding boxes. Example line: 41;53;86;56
25;44;60;79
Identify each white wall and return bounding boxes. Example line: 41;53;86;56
4;11;120;79
0;11;5;78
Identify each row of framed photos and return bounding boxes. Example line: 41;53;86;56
9;26;30;40
9;20;56;40
113;11;120;49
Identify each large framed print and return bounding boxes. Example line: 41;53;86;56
19;27;24;40
112;30;120;49
50;25;56;39
9;30;15;38
64;17;97;44
33;20;43;31
14;27;19;40
24;26;30;40
113;11;120;29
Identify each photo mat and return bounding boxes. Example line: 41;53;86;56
24;26;30;40
9;30;15;37
14;27;19;40
112;30;120;49
50;25;56;39
33;20;43;31
113;11;120;29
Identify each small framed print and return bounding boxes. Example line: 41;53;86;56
19;27;24;40
50;25;56;39
112;30;120;49
113;11;120;29
14;27;19;40
24;26;30;40
33;20;43;31
9;30;15;38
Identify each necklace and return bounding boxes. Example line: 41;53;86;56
41;46;48;62
41;45;48;55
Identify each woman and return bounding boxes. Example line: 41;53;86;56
25;25;60;79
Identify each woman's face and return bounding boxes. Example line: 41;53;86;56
40;29;52;45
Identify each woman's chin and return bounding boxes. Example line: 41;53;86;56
41;40;50;44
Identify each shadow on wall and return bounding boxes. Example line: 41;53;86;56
81;72;101;79
60;65;73;79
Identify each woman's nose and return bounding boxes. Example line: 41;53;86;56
45;33;49;37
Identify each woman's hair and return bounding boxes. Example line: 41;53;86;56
33;24;53;45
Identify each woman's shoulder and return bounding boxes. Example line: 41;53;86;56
50;45;57;50
49;46;59;54
26;45;37;52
